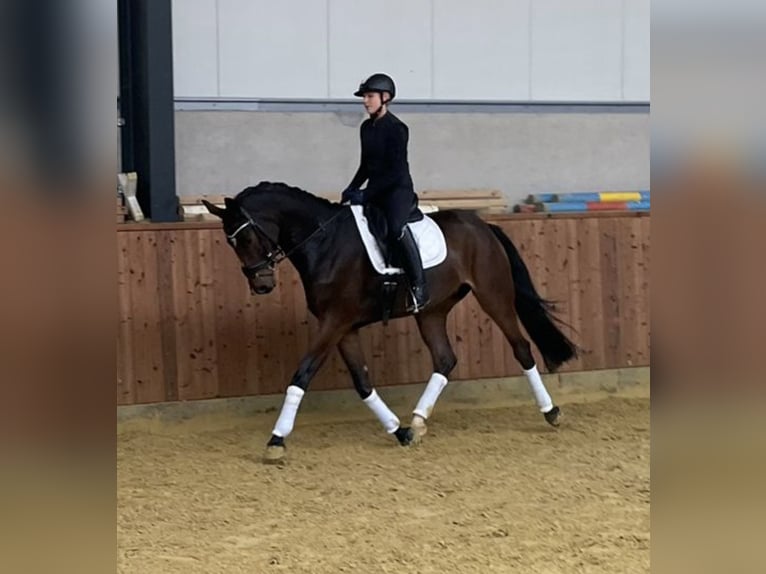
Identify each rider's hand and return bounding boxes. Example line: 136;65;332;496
341;187;363;205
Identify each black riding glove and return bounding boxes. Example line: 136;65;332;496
341;187;364;205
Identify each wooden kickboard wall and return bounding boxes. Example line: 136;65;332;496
117;212;650;405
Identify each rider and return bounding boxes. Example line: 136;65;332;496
341;73;430;313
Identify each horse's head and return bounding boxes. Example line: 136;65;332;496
203;198;280;295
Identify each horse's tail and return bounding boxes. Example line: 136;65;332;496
488;224;578;372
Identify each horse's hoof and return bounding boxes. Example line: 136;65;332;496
394;426;415;446
411;415;428;441
544;406;562;427
263;445;286;464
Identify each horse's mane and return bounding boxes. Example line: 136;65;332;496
235;181;340;213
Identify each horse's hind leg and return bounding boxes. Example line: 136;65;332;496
411;306;458;439
472;283;561;427
338;330;413;446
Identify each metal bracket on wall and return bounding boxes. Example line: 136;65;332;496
118;172;144;222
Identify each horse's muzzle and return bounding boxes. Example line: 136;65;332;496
251;284;273;295
248;272;275;295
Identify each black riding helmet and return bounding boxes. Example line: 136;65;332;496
354;73;396;101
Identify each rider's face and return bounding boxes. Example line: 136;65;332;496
362;92;386;114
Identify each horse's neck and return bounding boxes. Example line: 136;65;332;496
269;195;333;250
257;192;348;310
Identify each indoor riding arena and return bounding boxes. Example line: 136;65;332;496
117;1;649;573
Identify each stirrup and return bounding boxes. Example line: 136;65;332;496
406;289;430;314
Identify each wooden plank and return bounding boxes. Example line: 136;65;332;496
408;315;430;384
616;218;641;367
283;268;303;387
577;218;605;370
178;194;225;206
378;314;396;386
465;294;483;380
141;232;167;402
252;284;280;395
270;266;290;389
419;205;509;213
400;319;418;385
455;297;472;380
394;313;410;385
117;234;134;405
211;230;247;397
185;229;209;399
253;265;295;395
490;212;649;222
419;198;507;210
127;232;165;404
195;230;220;398
417;319;434;381
287;264;313;390
168;230;189;399
564;219;584;372
125;232;145;401
543;219;574;372
243;277;265;396
599;219;621;369
156;231;179;402
172;231;199;400
180;206;221;222
634;215;649;366
543;219;568;317
114;210;648;233
370;323;386;380
357;323;373;386
637;217;651;364
325;272;352;391
421;197;506;205
419;189;502;200
125;232;148;403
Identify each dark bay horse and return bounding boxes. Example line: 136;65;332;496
203;181;577;463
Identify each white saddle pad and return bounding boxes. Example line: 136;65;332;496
350;205;447;275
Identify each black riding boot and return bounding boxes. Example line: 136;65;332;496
398;225;430;313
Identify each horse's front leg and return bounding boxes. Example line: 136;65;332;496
264;321;346;464
337;330;414;446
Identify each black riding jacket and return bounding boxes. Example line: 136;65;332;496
348;112;415;205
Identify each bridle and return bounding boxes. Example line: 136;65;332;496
226;206;285;279
226;204;347;280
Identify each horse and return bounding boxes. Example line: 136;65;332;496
203;181;577;463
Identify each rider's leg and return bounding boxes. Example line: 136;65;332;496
384;192;429;313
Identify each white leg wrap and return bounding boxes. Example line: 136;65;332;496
523;365;554;413
272;385;305;438
413;373;448;419
363;390;400;434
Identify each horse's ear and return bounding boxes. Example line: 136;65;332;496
201;199;226;218
224;197;237;211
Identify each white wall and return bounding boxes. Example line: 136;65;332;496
172;0;650;101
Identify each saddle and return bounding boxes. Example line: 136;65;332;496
350;204;447;274
350;204;447;323
360;204;421;266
